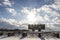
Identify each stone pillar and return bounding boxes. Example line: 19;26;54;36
56;33;59;38
38;33;41;38
0;31;3;36
54;33;60;38
38;29;41;38
22;32;27;37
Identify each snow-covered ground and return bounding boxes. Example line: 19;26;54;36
0;36;60;40
0;36;19;40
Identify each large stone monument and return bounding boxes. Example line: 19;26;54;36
28;24;45;38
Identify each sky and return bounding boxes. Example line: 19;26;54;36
0;0;60;30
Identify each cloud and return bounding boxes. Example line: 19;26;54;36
54;0;60;2
0;17;28;29
21;7;30;14
21;5;60;24
2;0;14;7
0;3;2;6
0;18;19;26
2;0;16;16
54;18;60;23
44;14;50;21
2;0;12;7
50;2;60;10
46;24;60;31
21;7;47;24
21;8;37;24
37;5;60;16
6;8;17;16
36;2;60;24
0;0;60;30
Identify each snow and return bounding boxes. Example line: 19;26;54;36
0;35;8;39
0;36;60;40
0;36;19;40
